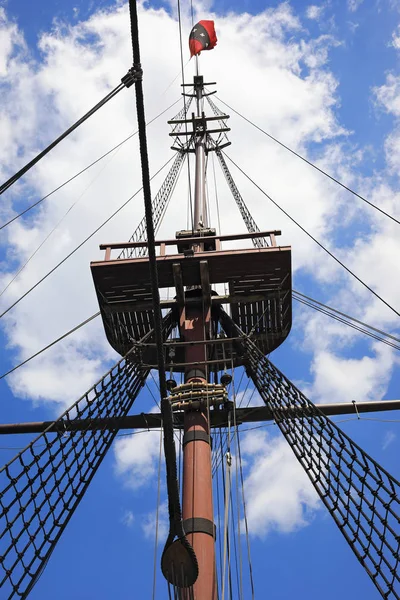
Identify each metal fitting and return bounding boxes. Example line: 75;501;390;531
121;64;143;88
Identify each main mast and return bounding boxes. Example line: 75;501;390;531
180;71;216;599
193;74;208;229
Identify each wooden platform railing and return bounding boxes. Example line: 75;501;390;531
99;230;282;261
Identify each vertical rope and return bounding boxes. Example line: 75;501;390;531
237;429;255;599
177;0;194;231
127;0;196;577
152;424;164;600
232;372;244;598
221;412;232;600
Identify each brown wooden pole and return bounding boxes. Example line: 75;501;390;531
181;304;217;599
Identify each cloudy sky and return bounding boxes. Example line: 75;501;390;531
1;0;400;598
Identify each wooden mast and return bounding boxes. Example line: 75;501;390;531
180;72;217;599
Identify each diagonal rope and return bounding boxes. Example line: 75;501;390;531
294;293;400;351
0;312;100;381
223;151;400;319
215;96;400;227
0;155;175;320
127;0;197;583
119;151;186;259
210;149;400;346
0;81;127;196
0;143;125;299
0;99;181;231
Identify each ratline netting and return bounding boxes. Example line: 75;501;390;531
221;312;400;600
0;349;147;599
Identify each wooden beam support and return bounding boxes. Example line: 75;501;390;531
2;400;400;435
99;230;282;251
101;292;279;315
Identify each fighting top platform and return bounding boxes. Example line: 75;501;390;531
91;230;292;369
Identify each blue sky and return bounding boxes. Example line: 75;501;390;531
1;0;400;598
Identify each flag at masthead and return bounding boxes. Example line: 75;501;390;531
189;20;217;57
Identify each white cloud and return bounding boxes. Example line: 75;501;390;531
347;21;359;34
374;73;400;171
142;501;169;542
347;0;364;12
0;8;24;76
374;73;400;118
121;509;135;527
382;430;396;450
114;428;162;490
305;345;395;405
240;430;320;536
391;26;400;49
306;5;325;21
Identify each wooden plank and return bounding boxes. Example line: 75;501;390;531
99;231;283;251
100;293;280;315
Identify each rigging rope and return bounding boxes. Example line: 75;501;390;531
293;290;400;344
209;148;400;347
177;0;194;231
119;152;186;259
214;428;224;595
152;422;164;600
236;428;255;599
293;292;400;351
0;99;181;231
221;412;232;600
127;0;197;584
214;146;268;247
0;145;124;299
232;372;244;599
0;155;175;320
223;151;400;319
0;311;100;381
0;77;135;197
214;96;400;227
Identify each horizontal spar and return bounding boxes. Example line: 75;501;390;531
99;230;282;250
1;399;399;435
